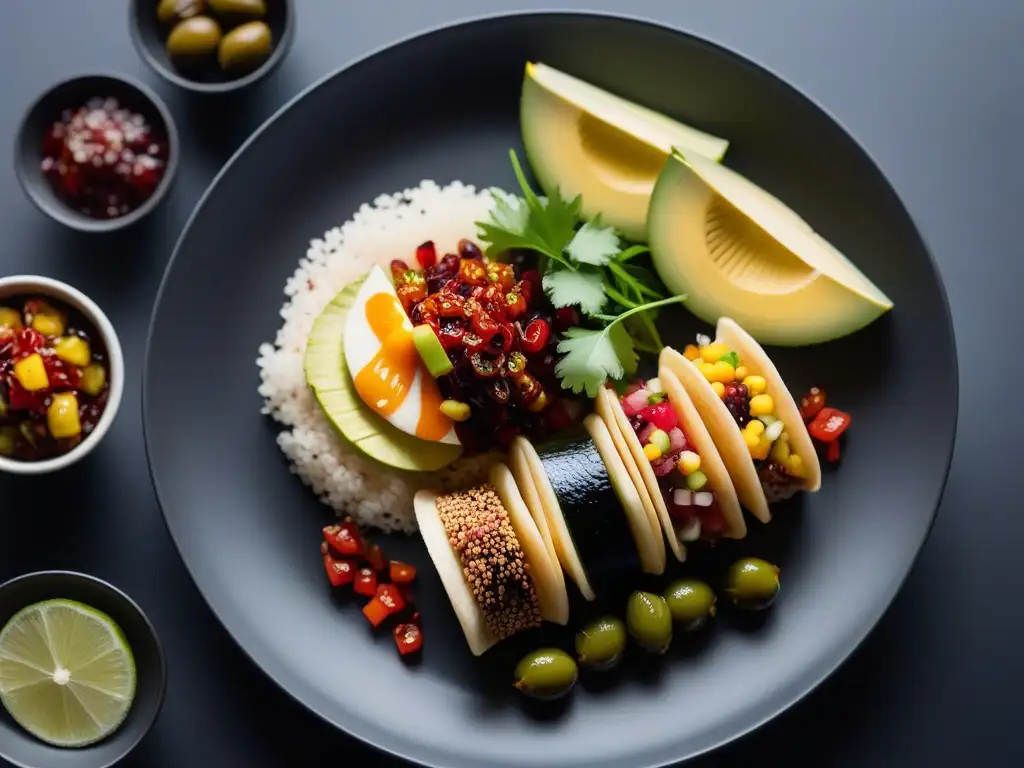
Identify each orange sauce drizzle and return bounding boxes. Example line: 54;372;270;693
353;291;451;442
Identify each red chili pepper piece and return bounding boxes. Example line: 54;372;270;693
437;295;465;318
353;567;377;597
491;322;516;353
458;259;488;286
362;583;407;628
461;331;486;354
323;519;364;557
415;241;437;269
826;439;842;462
470;308;500;343
505;291;527;319
6;380;46;412
437;322;465;350
389;561;417;584
390;259;411;282
364;543;387;572
471;351;505;379
12;328;45;359
396;283;427;313
393;622;423;656
519;270;540;302
322;552;356;588
799;387;827;422
554;307;579;332
808;407;851;443
485;262;516;291
520;317;551;355
513;372;542;405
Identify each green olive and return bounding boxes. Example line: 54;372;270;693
724;557;781;611
166;16;222;64
208;0;266;20
513;648;578;701
157;0;206;25
664;579;717;631
218;20;272;73
626;591;672;654
575;616;627;670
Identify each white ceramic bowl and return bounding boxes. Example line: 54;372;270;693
0;276;124;475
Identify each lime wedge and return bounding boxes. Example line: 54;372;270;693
0;599;136;747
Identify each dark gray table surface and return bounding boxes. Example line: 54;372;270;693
0;0;1019;765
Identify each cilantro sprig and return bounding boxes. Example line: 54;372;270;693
476;149;686;397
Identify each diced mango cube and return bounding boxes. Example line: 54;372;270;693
47;392;81;439
743;375;767;396
14;353;48;391
683;344;701;361
700;342;729;363
0;307;22;332
54;336;91;367
749;394;775;417
30;312;65;337
81;363;107;397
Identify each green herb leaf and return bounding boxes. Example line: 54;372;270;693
720;350;740;368
555;323;638;398
647;392;667;405
565;220;620;266
542;267;606;314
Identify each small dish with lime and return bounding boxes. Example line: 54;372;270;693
0;572;165;768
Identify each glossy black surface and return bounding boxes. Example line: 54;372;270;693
14;74;179;232
143;15;954;768
130;0;294;93
0;572;165;768
0;1;1020;766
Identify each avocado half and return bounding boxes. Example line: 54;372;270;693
303;278;463;472
519;62;729;243
648;150;894;346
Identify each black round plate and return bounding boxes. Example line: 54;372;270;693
143;13;956;768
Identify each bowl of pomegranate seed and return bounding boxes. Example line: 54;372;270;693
15;73;179;233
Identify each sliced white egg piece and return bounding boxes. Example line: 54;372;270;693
343;265;459;445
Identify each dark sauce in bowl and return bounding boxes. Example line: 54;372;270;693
0;296;111;462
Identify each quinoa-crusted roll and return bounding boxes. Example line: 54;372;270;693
414;464;567;656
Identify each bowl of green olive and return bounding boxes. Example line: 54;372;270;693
129;0;294;94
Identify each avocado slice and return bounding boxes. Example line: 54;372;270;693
520;62;729;242
648;150;893;346
304;277;463;472
411;324;453;377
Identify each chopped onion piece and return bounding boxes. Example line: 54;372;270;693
694;492;714;507
673;488;693;506
678;516;701;542
645;377;662;393
765;420;786;442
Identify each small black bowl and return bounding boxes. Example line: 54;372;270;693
130;0;295;94
15;74;180;233
0;571;166;768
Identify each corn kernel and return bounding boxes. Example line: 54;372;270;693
439;399;471;422
749;393;775;417
677;450;702;475
0;307;22;332
787;454;804;476
31;312;65;337
751;434;772;461
711;361;735;383
734;365;748;380
683;344;701;361
743;375;767;396
743;431;760;449
745;419;765;437
54;336;91;367
700;342;729;363
711;381;725;397
81;363;107;397
14;353;48;391
699;362;717;381
643;442;662;461
47;392;81;439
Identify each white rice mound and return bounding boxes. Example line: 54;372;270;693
257;180;501;534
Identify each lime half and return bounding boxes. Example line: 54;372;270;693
0;599;136;747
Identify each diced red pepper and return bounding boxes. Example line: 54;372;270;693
396;282;427;313
826;439;842;462
362;583;407;628
808;407;851;443
12;328;45;359
322;547;356;587
641;402;678;432
554;307;579;332
470;308;500;343
799;387;827;422
364;543;387;572
389;561;417;584
520;317;551;355
353;567;377;597
436;295;465;318
459;259;488;286
485;262;516;291
323;519;363;557
5;380;46;412
415;241;437;269
393;622;423;656
505;291;527;319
